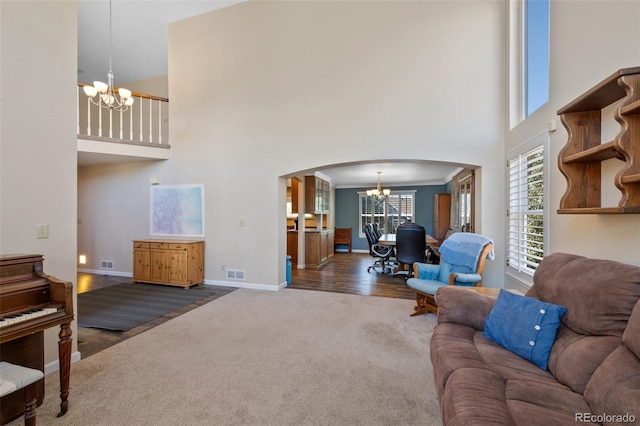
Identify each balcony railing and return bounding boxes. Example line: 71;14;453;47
77;83;169;145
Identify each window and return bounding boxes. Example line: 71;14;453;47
508;135;547;279
358;191;415;237
524;0;550;117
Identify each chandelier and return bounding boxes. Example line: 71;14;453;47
82;0;134;111
367;171;391;199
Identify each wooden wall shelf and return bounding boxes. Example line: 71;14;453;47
562;141;622;163
557;66;640;214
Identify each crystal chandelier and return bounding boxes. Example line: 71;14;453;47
83;0;133;111
367;171;391;199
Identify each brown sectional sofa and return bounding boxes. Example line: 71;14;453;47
430;253;640;425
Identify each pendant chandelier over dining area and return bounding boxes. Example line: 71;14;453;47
367;171;391;200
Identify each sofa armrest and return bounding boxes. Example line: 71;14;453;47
434;287;497;330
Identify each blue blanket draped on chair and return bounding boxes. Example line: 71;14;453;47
439;232;495;273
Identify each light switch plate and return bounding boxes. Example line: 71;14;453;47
36;223;49;239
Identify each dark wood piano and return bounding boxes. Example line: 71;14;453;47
0;254;73;424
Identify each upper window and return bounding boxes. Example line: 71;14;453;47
507;134;548;280
358;191;415;238
524;0;550;117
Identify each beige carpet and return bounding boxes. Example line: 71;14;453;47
11;288;442;426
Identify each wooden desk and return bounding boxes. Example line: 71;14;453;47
377;233;438;246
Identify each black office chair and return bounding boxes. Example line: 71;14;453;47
372;222;382;240
364;223;394;274
395;222;426;279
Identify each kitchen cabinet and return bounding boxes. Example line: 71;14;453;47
287;231;298;266
304;230;334;268
305;176;330;214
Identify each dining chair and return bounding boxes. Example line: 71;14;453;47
394;222;426;279
363;223;394;274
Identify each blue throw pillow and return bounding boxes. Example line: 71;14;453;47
482;289;567;370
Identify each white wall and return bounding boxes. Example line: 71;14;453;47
505;0;640;273
168;0;507;288
1;1;78;364
78;1;508;289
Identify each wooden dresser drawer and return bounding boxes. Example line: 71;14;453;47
150;242;168;249
133;242;150;249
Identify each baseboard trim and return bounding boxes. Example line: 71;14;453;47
45;351;81;375
77;272;289;291
78;268;132;277
203;279;281;292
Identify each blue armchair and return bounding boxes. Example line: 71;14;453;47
406;232;494;316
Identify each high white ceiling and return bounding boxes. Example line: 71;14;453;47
77;0;242;84
77;1;464;186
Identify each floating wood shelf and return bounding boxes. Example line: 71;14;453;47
557;67;640;214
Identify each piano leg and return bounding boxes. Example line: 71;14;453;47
56;322;72;417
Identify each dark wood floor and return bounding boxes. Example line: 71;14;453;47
77;252;414;358
290;252;415;299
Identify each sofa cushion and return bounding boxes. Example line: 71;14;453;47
505;379;593;425
547;325;621;394
623;301;640;359
441;368;515;426
474;332;564;387
584;345;640;423
527;253;640;337
430;323;489;399
483;290;566;370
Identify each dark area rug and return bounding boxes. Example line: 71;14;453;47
78;282;231;331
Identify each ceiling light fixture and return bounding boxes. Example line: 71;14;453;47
83;0;133;111
367;171;391;199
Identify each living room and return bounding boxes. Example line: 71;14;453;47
2;0;639;424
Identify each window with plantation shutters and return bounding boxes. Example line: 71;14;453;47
358;191;415;238
508;136;547;277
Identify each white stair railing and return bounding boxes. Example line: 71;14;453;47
77;83;169;145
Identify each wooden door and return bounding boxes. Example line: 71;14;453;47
132;248;150;281
150;249;169;283
168;249;188;285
